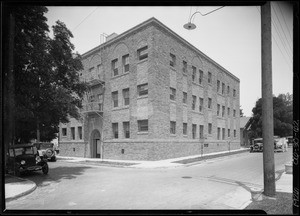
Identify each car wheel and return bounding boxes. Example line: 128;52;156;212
42;163;49;175
14;166;21;177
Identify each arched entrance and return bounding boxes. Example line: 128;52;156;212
90;129;101;158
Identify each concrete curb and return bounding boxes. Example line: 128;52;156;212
5;177;37;202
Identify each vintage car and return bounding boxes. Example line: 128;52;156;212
286;136;293;147
250;138;263;152
6;143;49;176
250;137;287;153
33;142;57;162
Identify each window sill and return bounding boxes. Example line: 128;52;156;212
183;135;188;138
137;58;148;64
111;72;129;80
183;72;187;76
192;110;204;115
170;66;176;71
137;131;148;135
170;134;176;137
193;82;204;87
112;106;130;111
137;95;148;100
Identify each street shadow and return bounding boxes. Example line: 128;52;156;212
235;181;264;202
19;165;92;187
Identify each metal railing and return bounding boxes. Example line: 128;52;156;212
81;102;103;113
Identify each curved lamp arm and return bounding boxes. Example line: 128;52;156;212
184;6;225;30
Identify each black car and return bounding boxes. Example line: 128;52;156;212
250;138;263;152
6;143;49;176
33;142;57;162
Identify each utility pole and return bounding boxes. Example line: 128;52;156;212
261;1;276;197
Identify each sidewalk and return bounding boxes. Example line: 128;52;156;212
5;147;293;211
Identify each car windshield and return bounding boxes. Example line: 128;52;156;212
254;140;263;144
14;147;33;156
39;143;53;149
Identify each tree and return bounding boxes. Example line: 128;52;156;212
6;6;87;143
249;93;293;140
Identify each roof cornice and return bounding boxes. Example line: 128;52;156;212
82;17;239;82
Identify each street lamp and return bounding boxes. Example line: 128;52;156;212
183;6;225;30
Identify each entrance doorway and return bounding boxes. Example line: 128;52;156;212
96;139;101;158
91;130;101;158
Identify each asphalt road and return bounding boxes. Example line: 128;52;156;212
5;148;292;210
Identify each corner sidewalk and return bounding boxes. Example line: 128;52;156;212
5;148;293;210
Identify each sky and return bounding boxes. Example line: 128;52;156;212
45;2;294;117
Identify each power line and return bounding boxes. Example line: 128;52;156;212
271;3;293;59
255;6;292;71
72;7;99;32
276;1;293;45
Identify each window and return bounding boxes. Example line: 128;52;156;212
112;123;118;138
170;87;176;101
222;83;225;95
98;94;103;111
182;61;187;73
89;67;95;73
222;105;225;117
97;64;101;74
170;121;176;134
217;80;220;93
71;127;75;140
122;88;130;106
183;92;187;104
233;89;236;97
111;59;118;76
227;86;230;95
112;91;118;107
234;129;237;137
137;46;148;61
222;128;225;140
228;129;230;137
183;123;187;135
122;54;129;73
228;107;230;116
208;72;212;84
192;95;196;110
199;97;203;112
170;53;176;67
217;104;220;116
89;95;95;102
208;98;212;109
137;83;148;96
192;66;196;82
217;127;221;140
78;126;82;140
123;122;130;138
199;70;203;85
192;124;197;139
208;123;212;135
138;120;148;132
199;125;204;139
62;128;67;136
233;109;236;117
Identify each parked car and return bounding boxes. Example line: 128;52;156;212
250;137;287;153
33;142;57;162
250;138;263;152
286;136;293;147
6;143;49;176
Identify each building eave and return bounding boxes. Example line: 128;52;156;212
81;17;240;82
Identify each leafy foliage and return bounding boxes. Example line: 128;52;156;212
249;93;293;139
9;6;87;143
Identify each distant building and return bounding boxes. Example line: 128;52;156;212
58;17;240;161
240;117;251;147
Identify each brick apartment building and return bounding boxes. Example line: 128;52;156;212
58;17;240;161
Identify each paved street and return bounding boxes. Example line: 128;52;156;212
5;149;292;210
